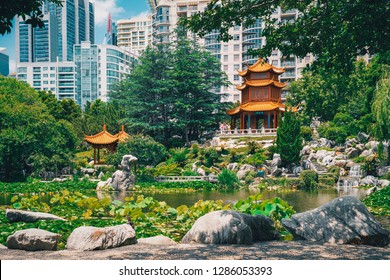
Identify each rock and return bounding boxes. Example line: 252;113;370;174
356;144;365;152
365;141;379;151
81;168;95;175
334;160;347;168
137;235;177;245
210;137;221;147
0;244;7;249
271;167;283;177
227;163;239;171
67;224;136;251
360;176;378;186
360;149;374;157
7;229;60;251
335;146;346;153
6;209;66;223
237;164;256;180
197;167;206;176
345;160;357;168
271;154;282;167
376;166;390;177
292;165;303;176
346;138;358;148
378;180;390;187
315;150;334;162
357;132;370;143
182;210;279;245
98;155;138;191
346;148;359;159
97;172;104;179
282;196;389;247
322;155;335;166
318;138;333;148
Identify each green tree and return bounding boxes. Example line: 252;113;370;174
276;109;302;168
372;70;390;140
183;0;390;71
0;76;77;181
0;0;62;35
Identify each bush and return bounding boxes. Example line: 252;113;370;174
265;145;277;160
217;169;239;189
244;170;257;185
169;147;189;167
190;144;200;157
300;126;313;141
242;152;267;167
298;170;319;189
107;134;167;167
203;148;220;167
154;163;182;176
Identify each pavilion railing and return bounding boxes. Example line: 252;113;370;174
215;128;277;136
155;175;218;183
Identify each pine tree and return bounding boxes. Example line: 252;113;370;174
276;109;302;168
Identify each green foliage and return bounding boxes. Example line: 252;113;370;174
183;0;390;72
276;110;302;167
242;152;267;167
107;134;167;167
202;148;220;168
169;147;189;167
0;0;63;35
300;126;312;141
244;170;257;185
217;169;239;189
298;170;319;190
363;186;390;216
372;70;390;140
0;76;78;181
361;155;380;176
0;181;96;194
109;30;229;147
229;149;242;163
154;163;182;176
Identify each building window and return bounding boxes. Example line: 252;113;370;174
223;55;228;62
223;45;228;51
234;25;240;31
234;75;239;81
223;65;228;71
233;34;240;40
272;60;278;65
234;54;239;61
234;64;240;70
234;44;239;51
233;94;240;101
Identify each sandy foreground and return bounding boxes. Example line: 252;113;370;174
1;241;389;260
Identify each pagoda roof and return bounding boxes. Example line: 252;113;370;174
114;125;130;142
227;101;297;115
84;125;125;145
236;78;286;90
238;58;285;76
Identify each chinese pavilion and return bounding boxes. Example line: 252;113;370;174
227;58;295;130
84;125;129;164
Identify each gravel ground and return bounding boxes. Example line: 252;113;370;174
1;241;389;260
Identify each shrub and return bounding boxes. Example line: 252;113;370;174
300;126;313;141
265;144;277;160
244;170;257;185
183;169;198;176
154;163;182;176
298;170;319;189
190;144;200;157
242;152;267;167
203;148;220;167
229;149;242;163
107;134;167;167
169;147;189;167
217;169;239;189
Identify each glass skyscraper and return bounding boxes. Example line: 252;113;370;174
15;0;95;63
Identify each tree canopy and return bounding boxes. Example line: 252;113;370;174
110;29;230;146
183;0;390;71
0;0;62;35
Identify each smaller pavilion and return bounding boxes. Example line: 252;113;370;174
84;125;129;164
227;58;296;132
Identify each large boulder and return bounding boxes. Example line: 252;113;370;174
7;229;60;251
0;244;7;249
300;145;312;156
365;141;379;151
270;167;283;177
361;149;374;157
378;180;390;187
197;167;206;176
360;176;378;186
345;138;358;148
318;138;333;148
237;164;256;180
5;209;66;223
282;196;389;247
271;154;282;168
137;235;177;245
357;132;370;143
182;210;279;245
345;148;359;159
67;223;136;251
227;163;239;171
97;155;137;191
376;166;390;177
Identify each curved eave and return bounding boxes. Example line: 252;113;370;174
84;131;119;145
238;59;285;76
236;79;287;90
115;131;130;142
227;102;297;115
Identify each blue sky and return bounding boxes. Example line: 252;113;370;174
0;0;149;73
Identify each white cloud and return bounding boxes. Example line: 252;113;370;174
90;0;125;26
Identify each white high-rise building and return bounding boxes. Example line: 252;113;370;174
116;15;153;55
147;0;314;102
16;61;77;100
73;41;137;108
